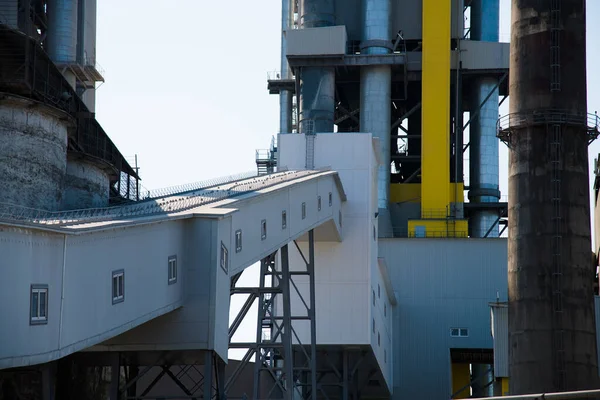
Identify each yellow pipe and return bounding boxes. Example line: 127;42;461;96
421;0;451;213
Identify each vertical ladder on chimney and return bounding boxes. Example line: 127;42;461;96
549;0;565;390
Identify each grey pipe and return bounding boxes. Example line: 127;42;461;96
46;0;78;88
46;0;77;63
279;0;293;134
360;0;392;231
468;0;500;238
298;0;335;134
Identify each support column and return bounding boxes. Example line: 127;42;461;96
245;238;317;400
109;353;120;400
41;362;57;400
204;351;214;400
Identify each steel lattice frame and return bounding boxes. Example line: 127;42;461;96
227;230;317;400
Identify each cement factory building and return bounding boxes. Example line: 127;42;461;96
1;0;600;399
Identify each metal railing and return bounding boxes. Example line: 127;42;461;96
141;171;259;199
267;70;293;81
468;388;600;400
498;110;600;133
389;227;469;239
0;170;322;227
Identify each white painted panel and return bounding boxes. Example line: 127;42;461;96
0;228;64;367
61;221;185;350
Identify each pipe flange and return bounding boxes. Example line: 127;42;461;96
468;187;501;201
359;40;393;52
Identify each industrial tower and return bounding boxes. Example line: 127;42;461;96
267;0;509;240
265;0;600;397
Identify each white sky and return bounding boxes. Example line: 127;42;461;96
94;1;600;357
95;1;600;202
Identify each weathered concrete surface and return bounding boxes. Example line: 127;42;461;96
62;159;110;210
508;0;599;393
0;96;70;211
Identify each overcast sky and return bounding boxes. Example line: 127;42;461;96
94;1;600;357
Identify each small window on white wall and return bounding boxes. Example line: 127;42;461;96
384;350;387;363
378;284;381;298
261;219;267;240
372;289;376;306
168;255;177;284
220;242;229;274
384;303;387;317
318;196;322;211
282;210;287;229
112;270;124;304
30;284;48;325
235;230;242;252
329;192;332;206
378;332;381;346
302;202;306;219
372;318;375;333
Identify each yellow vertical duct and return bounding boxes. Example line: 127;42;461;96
421;0;451;213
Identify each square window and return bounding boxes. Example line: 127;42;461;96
220;242;229;274
282;210;287;229
451;327;470;337
168;255;177;284
235;230;242;253
261;219;267;240
30;284;48;325
318;196;322;211
302;202;306;220
112;270;124;304
329;192;332;207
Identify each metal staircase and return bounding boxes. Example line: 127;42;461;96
256;136;278;176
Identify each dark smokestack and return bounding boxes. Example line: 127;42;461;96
506;0;599;393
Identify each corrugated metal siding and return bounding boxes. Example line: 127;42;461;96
0;0;18;28
595;296;600;372
491;304;508;377
379;238;507;400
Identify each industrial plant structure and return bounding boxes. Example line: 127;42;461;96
1;0;600;399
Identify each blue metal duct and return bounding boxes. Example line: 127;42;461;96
46;0;78;63
279;0;293;134
298;0;335;134
361;0;392;235
468;0;500;238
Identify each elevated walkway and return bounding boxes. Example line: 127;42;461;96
0;169;346;369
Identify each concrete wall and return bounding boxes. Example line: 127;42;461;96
379;238;507;400
62;159;110;210
279;133;393;387
0;97;69;211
